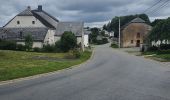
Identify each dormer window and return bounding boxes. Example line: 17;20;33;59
32;21;35;24
17;21;20;25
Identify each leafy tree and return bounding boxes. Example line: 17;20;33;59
89;27;99;43
25;34;33;51
60;31;77;52
100;30;105;36
149;17;170;45
151;19;164;27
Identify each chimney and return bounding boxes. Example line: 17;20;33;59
38;5;42;11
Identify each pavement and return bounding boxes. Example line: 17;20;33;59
0;44;170;100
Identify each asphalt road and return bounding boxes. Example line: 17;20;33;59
0;44;170;100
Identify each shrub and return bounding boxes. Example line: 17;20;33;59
73;49;81;58
111;43;118;48
25;34;33;51
16;44;26;51
60;31;77;52
64;50;75;59
33;47;41;52
0;40;17;50
147;46;159;51
102;38;109;44
55;40;62;52
157;50;170;54
160;44;170;50
42;44;56;52
95;38;109;45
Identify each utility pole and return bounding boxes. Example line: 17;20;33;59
119;17;121;48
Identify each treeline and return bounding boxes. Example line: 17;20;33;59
103;14;150;37
148;17;170;46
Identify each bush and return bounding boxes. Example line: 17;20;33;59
42;44;56;52
60;31;77;52
33;47;41;52
25;34;33;51
0;40;17;50
95;38;109;45
157;50;170;54
160;44;170;50
111;43;118;48
64;50;75;59
16;44;26;51
73;49;81;58
55;40;62;52
64;49;81;59
147;46;159;51
102;38;109;43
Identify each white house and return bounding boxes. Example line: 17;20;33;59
84;30;90;47
0;5;88;50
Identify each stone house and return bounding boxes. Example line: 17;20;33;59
121;17;152;47
0;5;88;50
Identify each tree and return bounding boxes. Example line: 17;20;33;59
89;27;99;43
60;31;77;52
151;19;164;27
25;34;33;51
149;17;170;44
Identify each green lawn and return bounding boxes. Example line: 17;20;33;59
0;50;92;81
142;50;170;62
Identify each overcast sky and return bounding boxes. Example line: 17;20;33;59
0;0;170;27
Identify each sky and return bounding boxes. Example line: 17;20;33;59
0;0;170;27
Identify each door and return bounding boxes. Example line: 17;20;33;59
136;40;140;47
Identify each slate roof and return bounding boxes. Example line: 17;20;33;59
18;7;33;16
130;17;146;23
0;28;48;42
32;10;59;29
5;6;59;29
121;17;146;30
55;22;84;36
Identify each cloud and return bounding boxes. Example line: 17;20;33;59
0;0;170;27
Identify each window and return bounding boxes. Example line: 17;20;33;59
17;21;20;25
131;40;133;44
137;32;140;38
32;21;35;24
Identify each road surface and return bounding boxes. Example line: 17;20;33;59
0;44;170;100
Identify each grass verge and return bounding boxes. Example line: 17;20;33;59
0;50;92;81
110;43;119;48
142;50;170;62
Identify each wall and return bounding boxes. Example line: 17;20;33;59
17;42;43;48
84;34;89;47
44;29;55;45
121;23;151;48
5;16;46;28
54;36;61;43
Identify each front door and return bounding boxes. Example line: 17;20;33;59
136;40;140;47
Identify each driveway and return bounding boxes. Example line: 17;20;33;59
0;44;170;100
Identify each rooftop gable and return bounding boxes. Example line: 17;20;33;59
18;6;33;16
130;17;146;23
55;22;84;36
